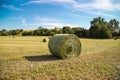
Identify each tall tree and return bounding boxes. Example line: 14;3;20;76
9;29;23;37
62;26;74;34
72;27;82;37
90;16;106;26
0;29;8;36
90;17;112;39
72;27;89;37
108;19;119;32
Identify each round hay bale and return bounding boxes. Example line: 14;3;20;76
42;38;47;42
48;34;81;59
114;37;117;40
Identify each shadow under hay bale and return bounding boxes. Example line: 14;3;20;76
24;54;60;61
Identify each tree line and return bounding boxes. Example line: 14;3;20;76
0;17;120;39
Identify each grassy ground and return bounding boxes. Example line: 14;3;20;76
0;36;120;80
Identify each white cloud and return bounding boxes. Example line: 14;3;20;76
22;0;120;18
12;16;84;29
35;16;59;22
41;17;59;22
79;0;117;11
91;0;115;10
22;0;120;11
21;0;76;5
21;19;26;25
12;17;27;26
76;9;115;18
39;22;79;28
67;13;86;17
96;10;115;18
1;4;24;11
115;4;120;9
23;0;120;21
12;16;68;29
41;22;63;28
74;0;114;10
12;17;23;20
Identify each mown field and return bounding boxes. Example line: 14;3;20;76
0;36;120;80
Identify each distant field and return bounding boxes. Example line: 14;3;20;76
0;36;120;80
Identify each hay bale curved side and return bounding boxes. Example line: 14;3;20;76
48;34;81;59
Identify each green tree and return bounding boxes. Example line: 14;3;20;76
108;19;119;32
9;29;22;37
118;28;120;36
34;30;41;36
62;26;74;34
22;31;34;36
34;27;52;36
47;30;55;36
72;27;89;37
90;17;112;39
91;16;106;26
108;19;120;36
0;29;8;36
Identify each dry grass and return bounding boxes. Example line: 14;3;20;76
0;36;120;80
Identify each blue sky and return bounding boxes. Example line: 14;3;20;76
0;0;120;30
